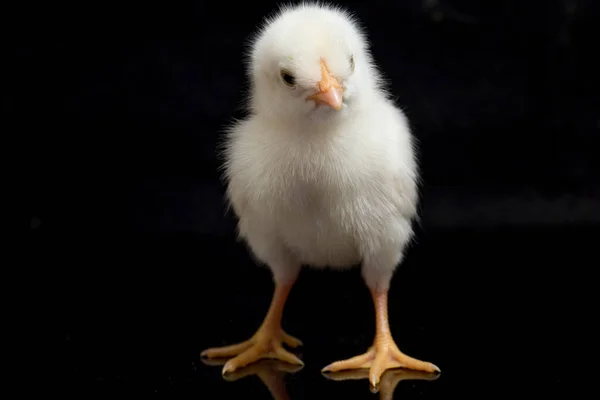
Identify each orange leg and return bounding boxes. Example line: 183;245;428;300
201;283;303;375
322;289;440;388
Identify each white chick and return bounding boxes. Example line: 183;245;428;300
202;2;440;386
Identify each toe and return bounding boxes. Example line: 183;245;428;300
392;349;440;373
281;331;303;348
322;350;374;372
201;340;253;359
368;350;389;387
274;345;304;365
222;345;265;375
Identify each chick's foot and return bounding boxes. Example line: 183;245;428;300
322;340;439;388
201;282;302;375
321;289;439;388
201;327;303;375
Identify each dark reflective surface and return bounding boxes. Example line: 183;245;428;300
36;225;594;398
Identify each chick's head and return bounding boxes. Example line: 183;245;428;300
247;3;381;121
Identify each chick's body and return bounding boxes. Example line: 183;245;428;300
227;97;417;288
202;3;439;387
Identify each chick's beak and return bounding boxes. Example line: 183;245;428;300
307;59;344;110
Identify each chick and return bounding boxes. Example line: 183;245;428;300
202;3;440;387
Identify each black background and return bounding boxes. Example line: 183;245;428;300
19;0;598;398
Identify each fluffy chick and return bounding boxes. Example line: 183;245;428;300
202;2;440;387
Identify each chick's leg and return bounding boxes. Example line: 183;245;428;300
322;289;439;388
201;282;303;375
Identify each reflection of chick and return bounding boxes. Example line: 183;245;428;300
202;358;302;400
202;2;439;388
324;369;440;400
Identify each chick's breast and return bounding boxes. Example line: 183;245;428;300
224;100;418;270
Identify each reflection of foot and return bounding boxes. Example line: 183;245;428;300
201;328;304;375
323;368;440;400
201;358;303;400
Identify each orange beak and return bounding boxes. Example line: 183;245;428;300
307;59;344;110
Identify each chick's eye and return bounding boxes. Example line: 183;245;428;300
350;55;355;72
280;70;296;87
